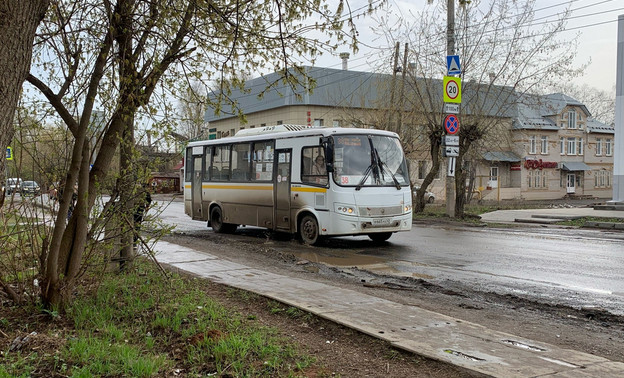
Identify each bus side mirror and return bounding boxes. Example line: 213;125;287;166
326;163;334;173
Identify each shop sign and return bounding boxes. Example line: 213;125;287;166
524;159;557;170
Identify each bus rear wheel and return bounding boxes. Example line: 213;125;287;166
210;206;237;234
299;215;322;245
368;232;392;242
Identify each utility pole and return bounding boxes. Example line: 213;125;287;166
446;0;456;217
389;42;400;133
398;43;409;135
611;14;624;204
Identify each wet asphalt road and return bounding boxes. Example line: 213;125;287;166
157;200;624;315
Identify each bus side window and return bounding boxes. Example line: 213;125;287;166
301;146;327;185
203;147;212;181
213;145;231;181
252;141;273;181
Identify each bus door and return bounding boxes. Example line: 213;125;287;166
191;155;203;220
274;149;292;231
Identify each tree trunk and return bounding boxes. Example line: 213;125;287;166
0;0;49;205
119;116;136;271
414;129;443;213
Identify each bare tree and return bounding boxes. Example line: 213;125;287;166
372;0;583;217
15;0;369;309
177;80;208;140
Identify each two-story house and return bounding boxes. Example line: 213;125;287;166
478;93;614;200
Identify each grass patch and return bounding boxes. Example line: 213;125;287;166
555;217;624;227
1;261;316;377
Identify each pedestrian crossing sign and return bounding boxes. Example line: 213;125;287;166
447;55;461;75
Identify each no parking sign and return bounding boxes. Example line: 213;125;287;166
444;114;459;135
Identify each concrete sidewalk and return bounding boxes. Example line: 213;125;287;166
155;240;624;377
479;206;624;228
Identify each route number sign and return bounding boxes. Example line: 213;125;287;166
443;76;461;103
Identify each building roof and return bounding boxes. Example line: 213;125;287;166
205;66;517;122
586;118;615;134
205;67;386;122
541;93;590;116
511;92;607;131
205;67;611;135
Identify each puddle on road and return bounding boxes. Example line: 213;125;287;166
291;251;435;279
293;251;384;267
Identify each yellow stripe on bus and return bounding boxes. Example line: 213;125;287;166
291;187;327;193
201;184;273;190
186;183;326;193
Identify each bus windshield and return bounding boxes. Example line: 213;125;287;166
332;134;409;188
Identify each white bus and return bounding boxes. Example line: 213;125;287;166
183;125;412;245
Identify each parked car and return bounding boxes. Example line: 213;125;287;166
412;186;435;203
20;181;41;196
6;177;22;194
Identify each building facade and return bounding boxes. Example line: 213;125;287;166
475;94;614;201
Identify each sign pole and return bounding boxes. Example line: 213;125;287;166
445;0;456;217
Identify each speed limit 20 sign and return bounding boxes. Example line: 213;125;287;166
443;76;462;104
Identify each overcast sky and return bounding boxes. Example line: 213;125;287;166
311;0;622;94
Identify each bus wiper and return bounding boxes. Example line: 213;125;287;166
356;146;379;191
374;148;401;190
379;161;401;190
355;164;373;191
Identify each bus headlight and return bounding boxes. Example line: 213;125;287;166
335;203;357;216
404;204;412;213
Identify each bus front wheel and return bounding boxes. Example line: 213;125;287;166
210;206;237;234
299;215;321;245
368;232;392;242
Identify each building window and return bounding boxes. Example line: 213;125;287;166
418;160;427;180
595;170;613;188
540;136;548;154
528;170;547;189
333;119;341;127
567;137;576;155
577;138;583;155
568;110;577;129
578;113;583;130
490;167;498;181
276;120;283;125
529;135;537;154
606;138;613;156
596;138;602;156
313;119;324;126
560;137;565;155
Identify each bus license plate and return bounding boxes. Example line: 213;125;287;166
372;218;392;226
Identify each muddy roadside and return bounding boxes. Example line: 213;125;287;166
161;230;624;364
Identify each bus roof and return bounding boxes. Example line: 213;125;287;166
187;126;400;147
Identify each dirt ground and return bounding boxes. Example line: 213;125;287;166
162;229;624;372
